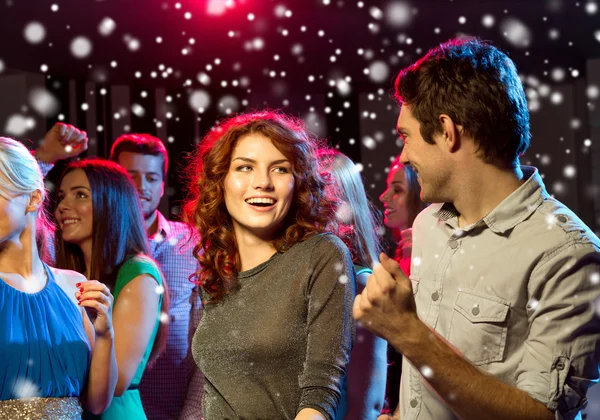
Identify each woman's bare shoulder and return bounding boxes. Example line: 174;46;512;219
48;267;86;305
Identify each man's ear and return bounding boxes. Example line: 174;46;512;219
439;114;463;153
26;189;44;213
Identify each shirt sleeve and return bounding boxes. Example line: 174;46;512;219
30;151;54;177
297;234;356;420
180;366;205;420
113;254;163;299
515;244;600;419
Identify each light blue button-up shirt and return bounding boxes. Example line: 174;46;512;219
401;166;600;420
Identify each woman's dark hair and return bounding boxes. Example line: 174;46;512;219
54;158;168;363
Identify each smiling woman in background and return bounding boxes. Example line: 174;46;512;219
378;153;426;415
379;154;426;274
184;111;355;420
54;159;168;420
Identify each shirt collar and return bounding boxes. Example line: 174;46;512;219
432;166;546;234
154;211;171;238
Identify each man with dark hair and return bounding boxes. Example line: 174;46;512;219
110;133;202;420
355;37;600;420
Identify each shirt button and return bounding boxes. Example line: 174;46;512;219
410;398;418;408
449;239;459;249
556;360;565;371
557;215;568;223
471;305;480;316
431;291;439;301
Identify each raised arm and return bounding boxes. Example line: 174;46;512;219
34;122;88;176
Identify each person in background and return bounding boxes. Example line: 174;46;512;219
184;111;355;420
357;37;600;420
0;137;117;419
110;134;203;420
378;154;426;415
317;148;387;420
54;158;168;420
31;122;89;263
379;154;425;274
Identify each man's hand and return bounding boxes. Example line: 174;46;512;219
353;252;420;349
35;122;88;164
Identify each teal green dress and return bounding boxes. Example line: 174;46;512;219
93;255;163;420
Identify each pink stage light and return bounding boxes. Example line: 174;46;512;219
207;0;236;16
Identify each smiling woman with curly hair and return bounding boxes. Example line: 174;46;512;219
183;110;356;420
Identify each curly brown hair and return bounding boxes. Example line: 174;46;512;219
183;111;337;303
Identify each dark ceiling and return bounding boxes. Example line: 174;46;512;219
1;0;599;101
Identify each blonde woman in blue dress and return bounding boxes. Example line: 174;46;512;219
0;137;117;419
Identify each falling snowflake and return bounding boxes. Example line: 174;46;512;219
482;14;495;28
160;311;169;323
385;1;413;28
13;378;41;399
420;365;434;379
28;87;60;117
131;103;145;117
188;90;211;112
587;85;599;99
500;17;532;48
368;61;390;83
23;22;46;44
98;17;116;36
362;136;377;150
70;36;93;59
335;202;354;224
563;165;576;179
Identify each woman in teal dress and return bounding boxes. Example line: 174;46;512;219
54;158;169;419
0;137;117;418
317;148;388;419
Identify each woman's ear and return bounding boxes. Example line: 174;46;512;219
26;189;43;213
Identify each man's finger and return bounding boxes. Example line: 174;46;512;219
75;130;87;144
353;294;364;320
379;252;409;283
372;261;398;294
63;124;75;142
56;122;67;137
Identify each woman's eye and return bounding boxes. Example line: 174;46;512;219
273;167;289;173
236;165;252;172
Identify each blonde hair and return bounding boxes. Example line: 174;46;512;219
0;137;54;262
317;148;383;268
0;137;46;200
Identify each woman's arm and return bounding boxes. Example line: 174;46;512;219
78;280;118;414
295;408;327;420
344;271;387;420
112;274;161;396
298;235;356;420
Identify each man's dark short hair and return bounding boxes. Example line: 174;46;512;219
395;37;531;168
110;133;169;178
